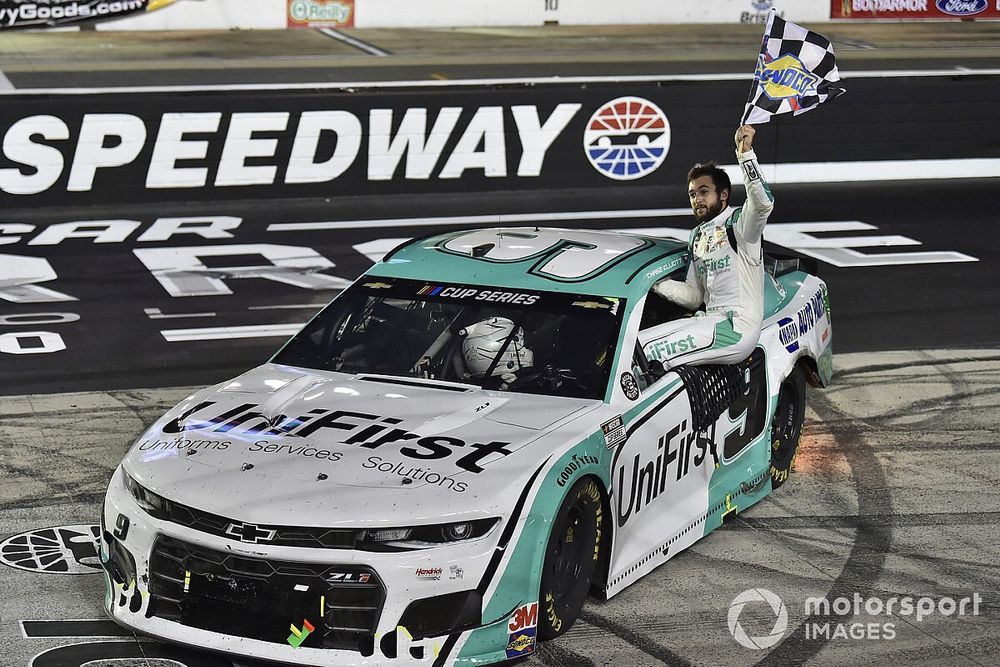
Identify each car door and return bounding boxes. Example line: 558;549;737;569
606;294;717;587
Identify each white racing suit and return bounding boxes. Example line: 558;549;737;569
642;148;774;368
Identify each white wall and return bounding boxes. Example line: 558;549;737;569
355;0;830;28
97;0;832;30
97;0;285;30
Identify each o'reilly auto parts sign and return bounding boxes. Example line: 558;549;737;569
0;85;707;206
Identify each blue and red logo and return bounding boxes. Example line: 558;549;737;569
935;0;987;15
584;97;670;181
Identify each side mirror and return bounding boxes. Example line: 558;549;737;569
647;359;665;380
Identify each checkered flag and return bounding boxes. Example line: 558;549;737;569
741;10;845;125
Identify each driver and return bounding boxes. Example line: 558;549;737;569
461;317;534;389
645;124;774;370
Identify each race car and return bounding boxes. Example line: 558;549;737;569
99;227;832;665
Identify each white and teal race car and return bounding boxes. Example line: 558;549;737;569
100;227;832;665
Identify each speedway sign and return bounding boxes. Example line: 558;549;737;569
0;0;183;29
0;88;683;206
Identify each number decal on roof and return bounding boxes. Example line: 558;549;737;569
440;229;650;282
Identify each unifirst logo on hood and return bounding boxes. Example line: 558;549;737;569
159;400;513;474
0;104;583;196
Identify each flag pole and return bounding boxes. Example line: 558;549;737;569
740;9;775;125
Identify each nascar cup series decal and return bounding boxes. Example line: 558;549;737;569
584;97;671;180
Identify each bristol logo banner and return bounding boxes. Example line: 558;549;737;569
584;97;671;181
0;524;102;574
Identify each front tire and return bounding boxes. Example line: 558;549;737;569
770;365;806;489
538;477;602;640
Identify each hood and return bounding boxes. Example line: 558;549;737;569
124;364;599;525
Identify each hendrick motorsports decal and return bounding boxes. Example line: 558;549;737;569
620;372;640;401
0;0;183;30
0;525;101;574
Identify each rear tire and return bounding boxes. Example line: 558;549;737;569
770;365;806;489
538;477;602;640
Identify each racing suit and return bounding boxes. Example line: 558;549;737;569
643;148;774;368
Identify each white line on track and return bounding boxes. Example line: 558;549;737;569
2;68;997;96
317;28;392;57
724;157;1000;184
267;208;690;232
161;324;302;342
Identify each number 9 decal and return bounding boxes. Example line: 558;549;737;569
440;229;649;282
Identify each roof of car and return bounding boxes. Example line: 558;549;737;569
367;227;687;297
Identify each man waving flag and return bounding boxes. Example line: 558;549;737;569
742;10;846;124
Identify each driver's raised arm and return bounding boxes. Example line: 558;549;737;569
734;124;774;246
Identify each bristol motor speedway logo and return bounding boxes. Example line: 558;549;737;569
584;96;671;181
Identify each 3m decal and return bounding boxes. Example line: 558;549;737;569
506;602;538;659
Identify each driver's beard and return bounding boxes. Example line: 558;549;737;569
696;200;726;223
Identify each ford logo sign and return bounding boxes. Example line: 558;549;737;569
935;0;987;15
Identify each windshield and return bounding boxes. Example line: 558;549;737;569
272;278;624;400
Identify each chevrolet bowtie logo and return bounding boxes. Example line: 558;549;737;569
225;521;277;544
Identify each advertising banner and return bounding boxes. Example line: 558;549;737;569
287;0;354;28
0;0;182;30
832;0;1000;19
2;76;999;209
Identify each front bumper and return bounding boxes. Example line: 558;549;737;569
99;466;516;666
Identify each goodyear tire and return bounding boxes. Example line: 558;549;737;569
538;477;602;641
770;365;806;489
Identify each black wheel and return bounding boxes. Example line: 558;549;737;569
770;365;806;489
538;477;602;640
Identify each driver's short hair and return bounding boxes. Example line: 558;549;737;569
687;162;731;197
